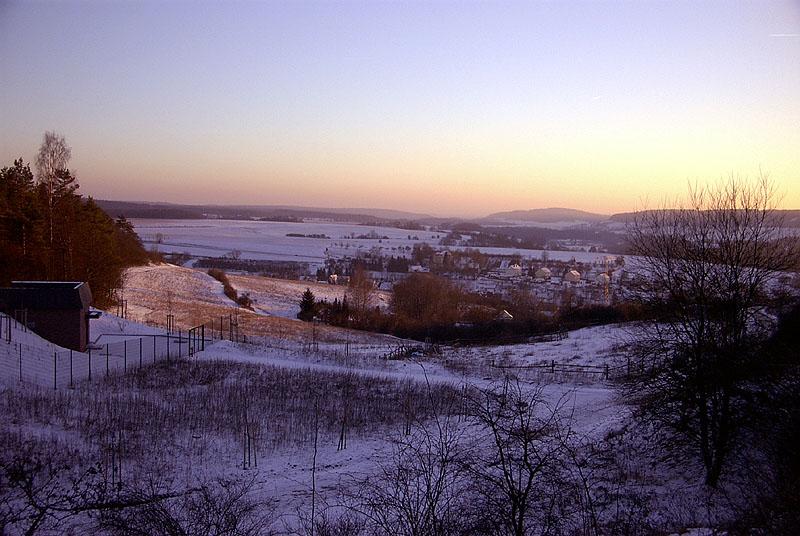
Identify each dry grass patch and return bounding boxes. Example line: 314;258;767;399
114;264;398;344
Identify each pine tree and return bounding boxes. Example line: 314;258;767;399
298;288;316;321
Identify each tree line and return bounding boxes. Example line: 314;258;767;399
0;132;150;306
300;267;649;343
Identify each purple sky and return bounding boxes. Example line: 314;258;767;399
1;0;798;216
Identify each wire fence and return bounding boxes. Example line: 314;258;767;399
484;354;649;383
1;312;220;390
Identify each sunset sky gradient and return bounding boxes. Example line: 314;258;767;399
1;0;798;216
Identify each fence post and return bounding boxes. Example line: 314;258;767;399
604;364;609;380
69;349;73;388
19;346;22;382
124;340;127;373
153;335;156;364
167;334;170;363
178;330;182;358
53;351;57;390
106;344;109;377
201;324;205;351
139;338;143;368
88;346;92;381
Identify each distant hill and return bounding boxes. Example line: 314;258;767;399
95;200;429;224
609;209;800;228
96;200;205;219
234;205;434;221
484;207;609;224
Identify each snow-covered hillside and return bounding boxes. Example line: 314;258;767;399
1;310;177;389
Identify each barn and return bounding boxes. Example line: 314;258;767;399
0;281;94;351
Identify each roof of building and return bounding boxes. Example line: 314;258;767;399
496;309;514;320
0;281;92;310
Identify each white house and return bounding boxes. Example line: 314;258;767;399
506;264;523;277
563;269;582;283
534;267;552;280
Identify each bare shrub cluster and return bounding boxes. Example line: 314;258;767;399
0;431;273;535
323;379;661;536
208;268;254;309
1;360;463;463
1;360;464;534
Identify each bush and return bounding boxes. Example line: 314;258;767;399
207;269;252;309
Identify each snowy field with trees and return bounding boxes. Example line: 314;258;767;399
132;218;618;267
1;136;798;534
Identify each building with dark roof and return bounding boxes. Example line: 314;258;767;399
0;281;93;351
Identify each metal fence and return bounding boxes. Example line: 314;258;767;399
1;312;217;390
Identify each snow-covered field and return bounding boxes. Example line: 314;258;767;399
132;218;623;266
454;323;631;369
133;219;444;265
1;262;754;534
1;307;621;521
2;295;745;534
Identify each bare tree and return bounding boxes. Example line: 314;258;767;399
624;176;798;487
347;366;468;536
35;131;72;247
35;131;71;195
464;379;574;536
348;416;468;536
346;265;375;327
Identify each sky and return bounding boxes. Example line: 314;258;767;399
1;0;798;217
